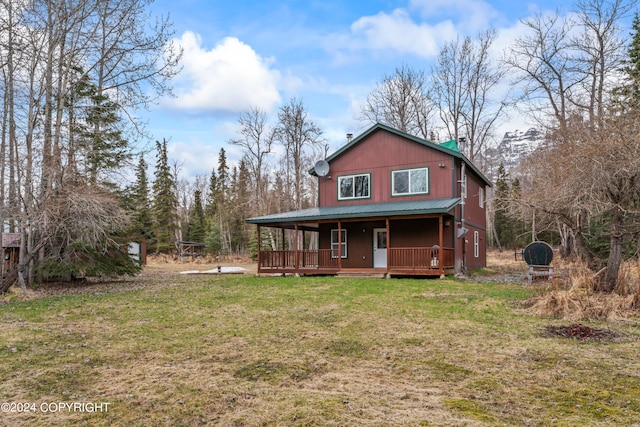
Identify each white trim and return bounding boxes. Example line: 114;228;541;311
338;173;370;200
474;231;479;258
391;167;429;196
331;229;347;258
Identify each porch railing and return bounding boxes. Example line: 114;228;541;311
388;247;454;270
259;249;338;270
258;246;453;273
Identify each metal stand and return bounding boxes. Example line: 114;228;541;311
528;265;554;284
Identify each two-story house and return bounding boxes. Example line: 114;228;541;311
246;123;491;277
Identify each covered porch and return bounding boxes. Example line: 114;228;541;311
247;199;460;278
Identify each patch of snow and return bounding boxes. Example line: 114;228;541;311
180;266;247;274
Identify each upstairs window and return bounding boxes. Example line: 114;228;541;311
338;173;370;200
392;167;429;196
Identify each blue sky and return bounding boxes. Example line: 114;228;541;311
145;0;571;178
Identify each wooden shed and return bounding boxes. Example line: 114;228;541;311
2;233;21;275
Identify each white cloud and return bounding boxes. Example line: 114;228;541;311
349;9;456;58
167;139;219;176
409;0;501;31
167;32;282;112
337;0;501;60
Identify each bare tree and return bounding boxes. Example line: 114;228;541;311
361;64;437;139
505;0;640;291
503;11;578;133
273;98;323;211
0;0;181;289
228;106;274;215
517;111;640;292
571;0;636;126
433;30;506;161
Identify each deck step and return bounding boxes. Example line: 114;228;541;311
337;272;387;278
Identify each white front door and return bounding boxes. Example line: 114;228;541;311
373;228;387;268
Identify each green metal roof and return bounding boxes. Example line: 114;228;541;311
246;198;460;225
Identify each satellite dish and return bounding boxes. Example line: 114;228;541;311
314;160;330;177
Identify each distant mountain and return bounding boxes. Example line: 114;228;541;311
482;128;545;181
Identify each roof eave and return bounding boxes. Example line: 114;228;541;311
246;198;461;225
308;123;492;187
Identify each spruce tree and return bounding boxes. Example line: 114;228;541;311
70;69;130;185
132;154;152;233
206;166;218;216
216;148;230;253
186;190;205;243
494;163;516;249
151;139;178;253
217;148;229;206
615;12;640;107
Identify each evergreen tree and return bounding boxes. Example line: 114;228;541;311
83;92;130;185
151;139;178;253
217;148;229;206
615;12;640;107
68;68;130;185
186;190;206;242
509;177;528;247
494;163;515;249
216;148;231;253
132;154;152;233
204;222;223;255
205;166;218;216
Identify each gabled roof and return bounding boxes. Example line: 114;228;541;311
310;123;492;187
246;198;460;225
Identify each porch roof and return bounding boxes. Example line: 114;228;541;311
246;198;460;225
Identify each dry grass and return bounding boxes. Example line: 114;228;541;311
518;254;640;321
481;248;640;321
1;256;639;426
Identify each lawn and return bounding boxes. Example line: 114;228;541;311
1;261;639;426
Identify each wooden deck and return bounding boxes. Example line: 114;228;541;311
257;247;454;277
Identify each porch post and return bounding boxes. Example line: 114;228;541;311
294;224;299;274
438;215;444;276
337;220;342;270
257;225;262;274
385;218;390;274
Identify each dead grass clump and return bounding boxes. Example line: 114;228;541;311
526;258;640;321
527;288;640;321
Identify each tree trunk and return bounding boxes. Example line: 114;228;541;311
601;206;625;293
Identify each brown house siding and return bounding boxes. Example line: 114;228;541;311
390;218;440;247
320;129;456;207
319;221;385;268
318;217;456;270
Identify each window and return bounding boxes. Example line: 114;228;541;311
338;174;370;200
474;231;479;258
479;187;484;208
331;229;347;258
392;167;429;196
